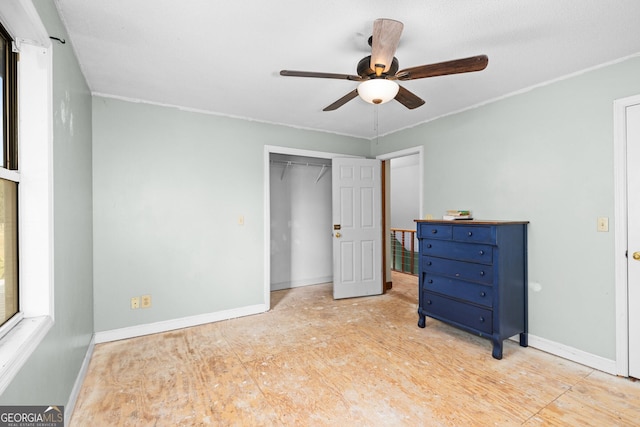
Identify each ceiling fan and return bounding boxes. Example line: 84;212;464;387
280;19;488;111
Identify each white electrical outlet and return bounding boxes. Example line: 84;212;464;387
141;294;152;308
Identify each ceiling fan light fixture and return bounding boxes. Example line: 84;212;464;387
357;79;399;105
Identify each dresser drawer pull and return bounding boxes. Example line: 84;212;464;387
455;273;460;277
468;231;473;236
427;261;432;266
480;271;485;276
479;317;485;323
480;291;486;297
431;229;438;234
427;279;433;284
479;250;485;255
426;300;432;305
427;244;432;248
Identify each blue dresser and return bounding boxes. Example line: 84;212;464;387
415;220;529;359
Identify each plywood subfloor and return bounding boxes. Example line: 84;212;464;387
70;272;640;426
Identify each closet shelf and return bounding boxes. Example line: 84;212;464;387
271;160;331;182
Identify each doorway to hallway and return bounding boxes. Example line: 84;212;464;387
378;147;424;289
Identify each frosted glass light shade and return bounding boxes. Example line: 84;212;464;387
357;79;399;105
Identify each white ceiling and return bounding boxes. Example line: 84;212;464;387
53;0;640;139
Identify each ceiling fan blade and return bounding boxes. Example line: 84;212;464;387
280;70;363;81
395;85;425;110
323;89;359;111
395;55;488;81
369;19;403;75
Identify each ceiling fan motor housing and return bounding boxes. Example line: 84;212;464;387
357;56;399;78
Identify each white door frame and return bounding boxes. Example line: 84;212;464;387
613;93;640;377
376;145;424;219
377;146;424;284
263;145;359;309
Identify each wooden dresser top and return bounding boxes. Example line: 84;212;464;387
414;219;529;225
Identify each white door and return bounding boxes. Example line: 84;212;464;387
332;158;383;299
627;102;640;378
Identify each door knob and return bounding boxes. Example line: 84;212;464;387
335;232;341;238
633;251;640;261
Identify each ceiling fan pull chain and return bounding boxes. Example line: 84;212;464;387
374;104;379;145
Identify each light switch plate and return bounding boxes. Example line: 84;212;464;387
597;217;609;232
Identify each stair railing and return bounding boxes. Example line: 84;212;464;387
390;228;418;275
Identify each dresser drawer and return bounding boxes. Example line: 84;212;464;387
418;223;452;240
453;225;494;244
422;274;493;308
422;239;493;264
422;256;494;285
422;292;493;334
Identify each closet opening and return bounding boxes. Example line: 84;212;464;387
269;153;333;293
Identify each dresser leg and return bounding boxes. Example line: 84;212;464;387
418;314;426;328
519;332;528;347
492;339;503;360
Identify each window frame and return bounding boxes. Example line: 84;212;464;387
0;20;20;331
0;2;54;394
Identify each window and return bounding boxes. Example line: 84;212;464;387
0;22;18;329
0;1;54;393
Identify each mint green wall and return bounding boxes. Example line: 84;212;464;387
373;56;640;359
0;1;94;405
92;97;369;332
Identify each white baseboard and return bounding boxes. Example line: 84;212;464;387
65;334;95;425
94;304;268;344
523;334;617;375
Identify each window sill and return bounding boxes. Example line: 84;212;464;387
0;315;53;394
